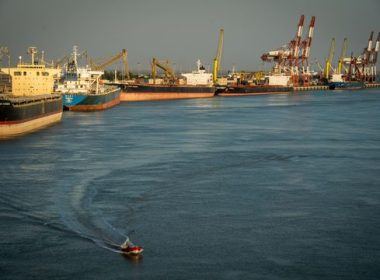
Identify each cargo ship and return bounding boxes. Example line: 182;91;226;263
114;59;215;102
328;74;364;90
56;46;120;111
0;47;63;138
217;85;292;96
217;74;292;96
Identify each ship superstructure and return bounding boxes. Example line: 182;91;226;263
0;47;63;138
56;46;120;111
181;59;213;86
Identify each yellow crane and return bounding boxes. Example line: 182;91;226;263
337;38;347;74
325;38;335;78
213;28;224;83
89;49;129;79
151;58;175;84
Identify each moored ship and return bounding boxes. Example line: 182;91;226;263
217;73;292;96
217;85;292;96
114;59;215;102
0;47;63;138
56;46;120;111
328;74;365;90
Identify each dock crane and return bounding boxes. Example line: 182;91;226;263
300;16;315;85
89;49;129;79
289;15;305;85
361;31;374;82
260;15;316;86
370;32;380;82
337;38;347;75
151;58;175;84
372;32;380;65
324;38;335;79
213;28;224;84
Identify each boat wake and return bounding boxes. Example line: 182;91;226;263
54;169;134;253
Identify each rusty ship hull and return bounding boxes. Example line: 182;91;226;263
117;84;215;102
217;85;292;96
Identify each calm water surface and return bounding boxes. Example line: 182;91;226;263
1;90;380;279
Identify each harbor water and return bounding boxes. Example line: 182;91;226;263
1;90;380;279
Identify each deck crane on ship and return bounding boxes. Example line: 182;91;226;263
151;58;175;84
89;49;129;80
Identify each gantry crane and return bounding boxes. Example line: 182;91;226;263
300;16;315;85
213;28;224;83
341;31;380;82
370;32;380;82
364;31;380;82
151;58;175;84
260;15;316;86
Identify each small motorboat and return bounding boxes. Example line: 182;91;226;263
120;239;143;256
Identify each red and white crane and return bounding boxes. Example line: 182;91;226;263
369;32;380;83
260;15;316;86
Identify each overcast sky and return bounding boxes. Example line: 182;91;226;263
0;0;379;72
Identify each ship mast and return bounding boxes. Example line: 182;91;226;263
73;46;78;67
28;47;38;65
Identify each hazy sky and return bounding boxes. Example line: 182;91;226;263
0;0;379;72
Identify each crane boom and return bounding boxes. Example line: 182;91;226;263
151;58;175;84
291;15;304;65
325;38;335;78
90;49;129;79
363;31;374;65
337;38;347;74
213;28;224;83
301;16;315;63
372;32;380;64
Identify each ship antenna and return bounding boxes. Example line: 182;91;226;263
41;50;45;64
73;45;78;66
27;47;38;65
197;59;201;71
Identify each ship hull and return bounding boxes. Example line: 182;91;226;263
0;94;63;138
63;88;120;111
329;81;365;90
217;85;292;96
118;84;215;102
